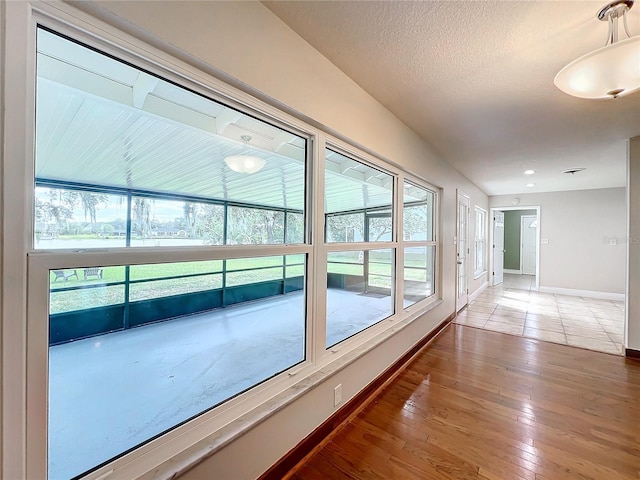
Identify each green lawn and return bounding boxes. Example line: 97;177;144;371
49;256;304;313
48;254;432;314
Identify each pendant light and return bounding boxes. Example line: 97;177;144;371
554;0;640;99
224;135;266;174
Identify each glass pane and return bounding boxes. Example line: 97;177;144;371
404;246;435;308
50;265;126;290
326;249;394;348
474;209;486;274
286;254;305;265
325;148;393;242
286;212;304;244
226;255;286;286
326;213;364;243
130;197;225;247
130;274;223;301
226;256;283;270
458;202;468;297
35;27;306;252
129;260;223;281
327;251;364;275
227;206;285;245
367;212;392;242
35;186;128;249
50;266;126;314
226;267;283;286
285;254;305;278
50;285;125;315
48;256;305;480
286;265;305;278
475;240;484;273
403;181;434;241
368;249;394;290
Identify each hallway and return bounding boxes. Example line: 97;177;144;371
455;274;625;355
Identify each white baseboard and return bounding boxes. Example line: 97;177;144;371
469;281;489;303
503;269;522;274
538;286;625;301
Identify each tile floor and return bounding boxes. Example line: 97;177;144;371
455;274;625;355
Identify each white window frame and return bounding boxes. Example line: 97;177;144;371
26;8;316;480
2;2;443;479
400;178;439;311
474;206;487;278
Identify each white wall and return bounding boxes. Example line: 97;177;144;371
0;1;489;478
628;138;640;351
490;188;626;295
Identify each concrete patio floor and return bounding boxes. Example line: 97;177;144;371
48;288;394;479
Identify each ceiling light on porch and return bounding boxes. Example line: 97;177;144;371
524;170;535;175
526;183;536;188
224;135;266;174
554;0;640;99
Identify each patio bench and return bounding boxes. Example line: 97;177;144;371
53;269;79;282
83;267;104;281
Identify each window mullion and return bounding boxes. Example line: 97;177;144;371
311;133;327;362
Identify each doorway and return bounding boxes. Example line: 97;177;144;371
456;191;470;311
490;206;540;290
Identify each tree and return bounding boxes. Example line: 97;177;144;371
183;202;198;238
325;213;363;242
200;204;224;245
132;198;151;237
403;203;429;240
368;216;392;241
262;210;284;244
285;213;304;243
34;188;78;236
79;192;108;224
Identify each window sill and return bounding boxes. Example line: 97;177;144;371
137;298;444;480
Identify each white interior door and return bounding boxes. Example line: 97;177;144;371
493;211;504;286
521;215;537;275
456;192;470;311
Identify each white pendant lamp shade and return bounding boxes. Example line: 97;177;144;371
554;36;640;99
224;154;266;174
224;135;266;174
555;0;640;99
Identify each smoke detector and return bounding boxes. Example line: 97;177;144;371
562;168;586;175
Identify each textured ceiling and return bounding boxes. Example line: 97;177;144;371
263;0;640;195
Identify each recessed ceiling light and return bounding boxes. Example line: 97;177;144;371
526;183;535;188
524;170;535;175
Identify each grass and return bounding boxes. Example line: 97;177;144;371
49;254;433;314
49;256;303;313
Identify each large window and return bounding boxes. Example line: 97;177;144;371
35;28;308;480
24;23;441;480
475;207;487;276
403;181;437;307
324;149;396;347
48;257;305;480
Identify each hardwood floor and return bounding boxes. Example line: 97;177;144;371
286;324;640;480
